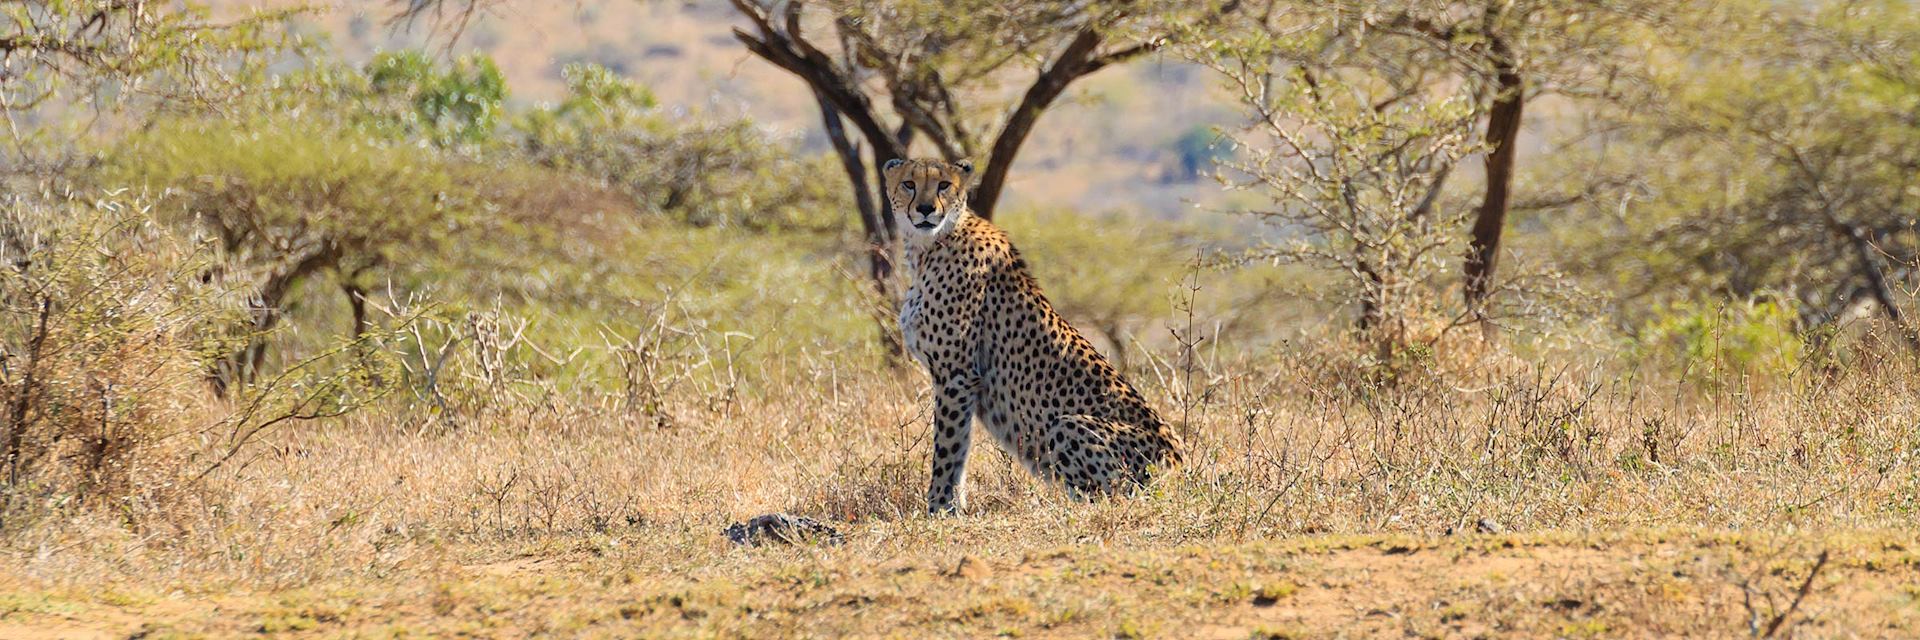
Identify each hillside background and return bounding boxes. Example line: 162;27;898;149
221;0;1247;216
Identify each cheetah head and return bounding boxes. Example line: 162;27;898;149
883;158;973;239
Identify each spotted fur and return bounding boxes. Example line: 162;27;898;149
883;157;1184;514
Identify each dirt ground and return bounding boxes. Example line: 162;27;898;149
2;529;1916;639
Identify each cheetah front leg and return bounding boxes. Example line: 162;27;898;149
926;374;978;515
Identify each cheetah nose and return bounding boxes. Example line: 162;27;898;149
916;204;936;215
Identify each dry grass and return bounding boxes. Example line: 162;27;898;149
3;193;1916;636
2;324;1917;636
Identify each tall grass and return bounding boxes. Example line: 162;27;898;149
3;199;1914;592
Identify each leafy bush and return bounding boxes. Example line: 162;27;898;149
0;193;221;516
1631;299;1804;383
365;51;509;147
273;50;509;149
517;63;845;229
100;116;478;389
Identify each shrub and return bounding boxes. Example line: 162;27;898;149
1631;298;1804;384
0;191;226;521
363;51;509;148
517;63;845;230
99;116;478;391
273;50;509;150
0;188;416;534
1195;36;1485;365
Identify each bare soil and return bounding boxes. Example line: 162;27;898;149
3;529;1916;638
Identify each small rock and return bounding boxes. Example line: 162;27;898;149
1445;518;1505;536
947;555;993;580
724;513;844;547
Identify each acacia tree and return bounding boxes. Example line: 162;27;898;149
0;1;293;171
107;117;477;394
1277;1;1665;324
394;0;1234;307
1192;18;1483;362
1594;0;1920;353
726;0;1240;301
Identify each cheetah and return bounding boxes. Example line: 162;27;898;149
884;157;1184;514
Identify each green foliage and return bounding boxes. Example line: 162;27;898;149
94;113;480;389
1631;299;1804;382
516;63;845;229
104;116;474;272
514;220;879;373
1006;212;1185;324
364;51;509;147
79;54;854;398
270;50;509;148
521;63;658;131
0;1;300;166
1557;0;1920;337
339;206;887;423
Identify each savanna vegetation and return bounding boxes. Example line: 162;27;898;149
2;0;1918;637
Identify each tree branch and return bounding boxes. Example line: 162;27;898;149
728;0;905;161
968;26;1104;220
971;0;1241;219
1462;34;1524;319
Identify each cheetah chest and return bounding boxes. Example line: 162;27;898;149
899;285;928;366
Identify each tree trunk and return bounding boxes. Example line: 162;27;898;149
815;91;888;280
211;246;339;397
1843;224;1920;353
815;90;905;356
339;275;388;388
1463;41;1525;322
3;297;51;491
343;280;371;341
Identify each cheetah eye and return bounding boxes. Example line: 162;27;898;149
937;181;952;192
901;181;916;192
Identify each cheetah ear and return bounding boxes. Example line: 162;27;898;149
884;158;905;171
954;160;974;175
